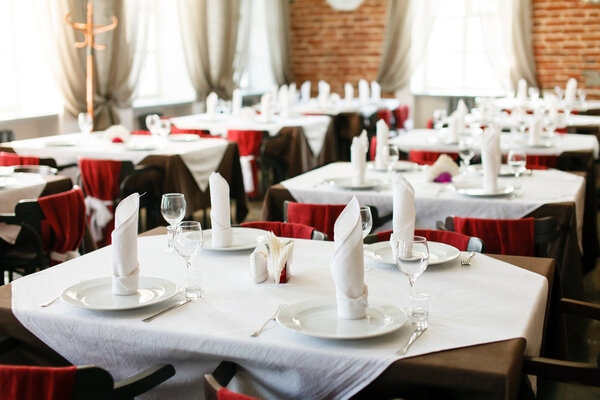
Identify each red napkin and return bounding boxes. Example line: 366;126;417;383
409;151;459;166
241;221;314;239
453;216;535;256
131;130;151;136
376;229;471;251
377;109;392;128
0;365;77;400
526;155;557;169
0;152;40;166
218;387;260;400
286;202;346;241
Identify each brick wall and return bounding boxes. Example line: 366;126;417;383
289;0;388;96
532;0;600;99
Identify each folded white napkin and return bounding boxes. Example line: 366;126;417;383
240;107;256;120
232;89;242;117
250;244;268;283
446;114;459;144
565;77;577;105
209;172;233;247
266;232;294;284
371;81;381;101
528;115;543;146
300;81;311;102
454;100;468;133
318;80;330;108
426;154;460;181
111;193;140;295
330;197;368;319
375;119;389;170
391;173;415;258
481;127;501;194
351;130;368;186
517;79;528;103
206;92;218;121
358;79;370;103
260;92;272;122
344;82;354;101
279;85;290;118
104;125;131;143
288;82;297;105
545;93;559;123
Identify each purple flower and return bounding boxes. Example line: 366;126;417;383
434;172;452;183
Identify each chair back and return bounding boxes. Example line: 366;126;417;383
526;154;558;169
377;109;392;128
0;364;78;400
11;165;57;175
409;151;459;165
227;130;265;197
0;152;57;168
240;221;326;240
366;229;484;252
394;105;410;130
204;361;260;400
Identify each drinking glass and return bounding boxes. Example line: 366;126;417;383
78;112;93;135
161;193;186;253
359;206;373;239
577;89;587;107
507;149;527;195
386;144;400;173
458;139;475;174
145;114;160;135
528;87;539;101
156;119;171;138
409;292;430;329
432;109;447;130
394;236;429;294
554;86;564;101
173;221;203;299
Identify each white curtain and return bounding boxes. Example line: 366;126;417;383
265;0;292;85
510;0;538;88
480;1;512;91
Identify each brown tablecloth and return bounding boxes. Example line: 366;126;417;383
0;232;554;399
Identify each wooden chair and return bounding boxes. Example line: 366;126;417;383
204;361;259;400
0;336;175;400
240;221;327;240
364;229;485;253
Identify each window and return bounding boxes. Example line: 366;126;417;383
239;0;275;92
411;0;511;97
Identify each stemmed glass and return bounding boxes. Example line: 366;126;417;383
161;193;186;253
458;139;475;175
394;236;429;295
145;114;160;135
359;206;373;239
577;89;587;109
507;149;527;195
432;109;447;130
78;112;93;135
386;144;400;174
173;221;203;299
156;119;171;138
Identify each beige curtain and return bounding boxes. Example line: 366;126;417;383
37;0;146;130
265;0;292;85
511;0;538;88
178;0;243;99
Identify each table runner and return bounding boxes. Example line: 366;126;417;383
12;235;547;399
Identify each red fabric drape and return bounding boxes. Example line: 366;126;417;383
218;387;260;400
394;105;410;130
0;365;77;400
369;136;377;161
453;216;535;256
286;203;346;241
376;229;471;251
526;155;558;169
241;221;315;239
409;151;459;165
227;130;264;197
0;152;40;166
377;109;392;128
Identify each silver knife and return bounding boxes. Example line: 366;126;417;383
398;326;428;355
142;298;191;323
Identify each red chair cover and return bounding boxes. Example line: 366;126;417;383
0;365;77;400
38;188;86;262
369;136;377;161
526;155;558;169
376;229;471;251
241;221;315;239
171;125;217;138
409;151;459;165
0;152;40;166
286;203;346;241
227;130;264;197
218;387;260;400
377;109;392;128
453;216;535;256
393;105;410;130
426;118;434;129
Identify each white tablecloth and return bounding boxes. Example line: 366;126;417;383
12;235;547;399
291;98;401;119
494;97;600;113
7;133;229;192
282;162;586;247
0;172;46;243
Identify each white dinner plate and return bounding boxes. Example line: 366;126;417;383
364;241;460;266
277;298;407;340
202;227;265;251
326;177;384;191
61;276;178;311
169;134;200;142
45;139;78;147
453;184;515;198
471;164;530;177
368;160;419;172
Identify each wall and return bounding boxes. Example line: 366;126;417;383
531;0;600;98
289;0;388;96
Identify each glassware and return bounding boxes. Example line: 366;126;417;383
554;86;564;101
432;109;447;130
409;292;430;329
507;149;527;195
394;236;429;294
386;144;400;173
173;221;203;299
78;112;93;135
161;193;186;253
577;88;587;108
458;139;474;174
359;206;373;239
156;119;171;138
528;87;539;101
145;114;160;135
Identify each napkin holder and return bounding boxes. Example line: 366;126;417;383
250;244;268;283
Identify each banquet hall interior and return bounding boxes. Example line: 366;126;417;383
1;0;600;399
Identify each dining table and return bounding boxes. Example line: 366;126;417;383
0;133;249;223
0;226;552;400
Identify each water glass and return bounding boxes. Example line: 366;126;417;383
394;236;429;293
386;144;400;173
359;206;373;239
173;221;203;299
507;149;527;195
145;114;160;135
78;112;93;135
161;193;186;252
409;292;430;329
458;139;475;174
156;119;171;138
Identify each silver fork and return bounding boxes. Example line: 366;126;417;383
251;304;285;337
40;296;60;308
461;252;475;266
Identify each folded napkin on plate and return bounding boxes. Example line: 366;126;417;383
206;92;218;121
330;197;368;319
266;232;294;284
209;172;233;247
250;244;269;283
358;79;370;103
545;93;559;123
301;81;311;102
344;82;354;101
391;174;415;258
111;193;140;295
232;89;242;117
565;77;577;105
351;130;369;186
371;81;381;101
481;127;501;194
104;125;131;143
288;82;297;105
517;78;528;103
446;113;459;144
454;99;468;133
318;80;330;108
279;85;290;118
528;115;543;146
426;154;460;182
260;92;272;122
374;119;390;170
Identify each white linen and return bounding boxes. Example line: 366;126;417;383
178;139;229;192
358;79;370;103
300;81;311;102
278;85;290;118
517;78;528;102
528;115;543;146
371;81;381;101
331;197;368;319
565;77;577;105
454;99;468;133
209;172;233;247
344;82;354;101
232;89;243;117
350;130;368;186
12;235;548;400
391;174;415;257
288;82;297;105
111;193;140;295
260;92;272;122
375;119;389;170
206;92;218;122
481;128;501;194
317;80;330;108
0;173;46;243
446;114;459;144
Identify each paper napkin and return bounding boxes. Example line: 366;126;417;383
301;81;311;102
344;82;354;101
232;89;242;117
374;119;390;170
481;127;501;194
111;193;140;295
266;232;294;284
330;197;368;319
426;154;460;182
358;79;370;103
371;81;381;101
209;172;233;247
206;92;218;121
351;130;368;186
391;173;415;258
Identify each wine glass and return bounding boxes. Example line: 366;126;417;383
173;221;203;299
78;112;93;135
386;144;400;173
359;206;373;239
161;193;186;253
145;114;160;135
156;119;171;138
458;139;475;175
507;149;527;195
394;236;429;295
432;109;447;130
